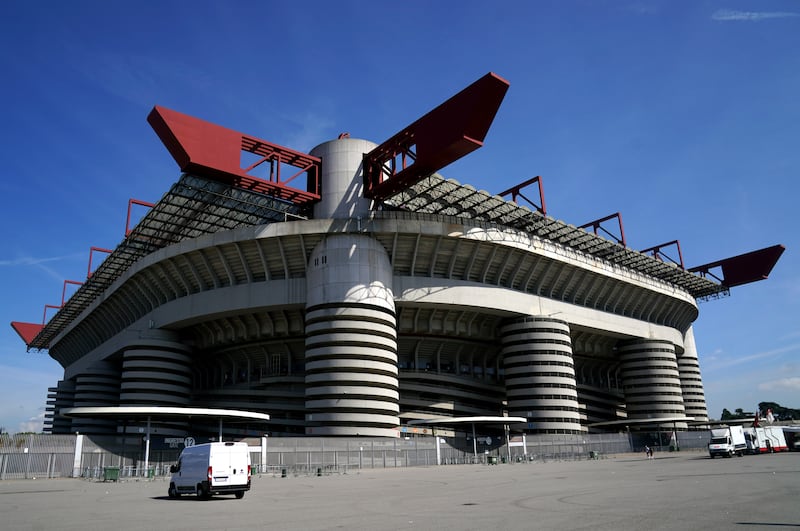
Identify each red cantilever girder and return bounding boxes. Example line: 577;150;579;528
147;106;321;205
689;244;785;287
364;72;510;201
10;321;44;346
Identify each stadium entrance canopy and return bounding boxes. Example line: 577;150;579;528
61;406;270;476
408;416;527;463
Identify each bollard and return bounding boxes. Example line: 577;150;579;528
317;467;322;477
281;468;287;478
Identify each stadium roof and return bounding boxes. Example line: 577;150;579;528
386;174;730;300
25;173;306;350
23;170;734;352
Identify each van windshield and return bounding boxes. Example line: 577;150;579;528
710;437;728;444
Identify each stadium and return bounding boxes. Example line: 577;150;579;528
12;72;783;440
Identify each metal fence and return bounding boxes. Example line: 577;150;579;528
0;430;712;481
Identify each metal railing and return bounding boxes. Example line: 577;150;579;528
0;431;713;481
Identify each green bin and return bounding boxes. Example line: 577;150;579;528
147;467;155;479
103;466;120;482
488;456;498;465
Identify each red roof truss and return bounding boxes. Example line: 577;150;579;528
148;106;321;205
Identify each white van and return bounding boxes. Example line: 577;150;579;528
168;442;251;499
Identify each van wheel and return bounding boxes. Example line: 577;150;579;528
168;483;179;498
235;491;245;499
196;483;210;499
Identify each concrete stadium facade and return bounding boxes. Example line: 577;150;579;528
39;135;714;439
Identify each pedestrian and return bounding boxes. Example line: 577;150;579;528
645;445;652;459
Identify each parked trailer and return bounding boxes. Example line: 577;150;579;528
744;427;768;454
784;427;800;451
762;426;788;452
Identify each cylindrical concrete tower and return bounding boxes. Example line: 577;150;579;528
678;326;709;422
501;316;583;433
119;343;192;406
46;380;76;434
118;336;193;436
618;339;686;424
305;234;398;436
309;137;376;219
71;361;120;434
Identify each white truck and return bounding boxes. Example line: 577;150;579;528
708;425;746;458
168;442;251;499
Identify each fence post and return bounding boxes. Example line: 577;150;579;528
72;434;84;478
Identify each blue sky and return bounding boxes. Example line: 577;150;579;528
1;1;798;433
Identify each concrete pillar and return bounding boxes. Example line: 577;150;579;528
618;338;686;426
46;379;76;434
118;333;193;436
309;137;376;219
678;326;709;422
304;234;399;437
119;342;192;407
500;316;583;433
72;361;121;434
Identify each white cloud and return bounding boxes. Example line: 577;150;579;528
758;377;800;392
17;412;46;434
0;254;81;267
712;9;800;21
0;252;84;284
703;343;800;372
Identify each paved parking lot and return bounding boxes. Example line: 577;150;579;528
1;451;798;530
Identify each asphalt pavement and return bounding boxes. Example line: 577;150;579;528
1;450;798;530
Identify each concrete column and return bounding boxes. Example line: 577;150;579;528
678;326;709;422
119;342;192;407
618;339;686;425
500;316;583;434
118;333;193;436
72;361;121;434
309;137;376;219
304;234;399;437
46;379;76;434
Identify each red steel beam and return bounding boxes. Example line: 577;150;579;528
364;72;510;201
499;176;547;216
126;198;155;236
61;280;84;306
689;244;785;288
42;304;61;326
640;240;685;269
579;212;626;247
87;247;113;279
147;106;321;205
